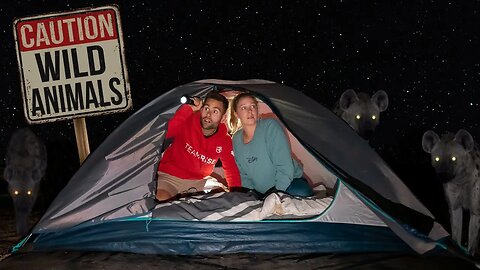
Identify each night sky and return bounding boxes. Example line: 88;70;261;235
1;1;479;225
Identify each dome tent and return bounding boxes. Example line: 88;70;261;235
14;79;452;255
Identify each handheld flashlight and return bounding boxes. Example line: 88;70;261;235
180;95;197;105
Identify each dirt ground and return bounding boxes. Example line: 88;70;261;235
0;208;16;256
0;206;41;259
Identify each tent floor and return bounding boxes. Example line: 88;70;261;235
0;251;478;269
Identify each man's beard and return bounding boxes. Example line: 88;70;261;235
201;117;217;131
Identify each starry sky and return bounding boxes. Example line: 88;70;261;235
1;1;479;224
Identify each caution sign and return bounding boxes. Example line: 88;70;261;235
13;5;131;124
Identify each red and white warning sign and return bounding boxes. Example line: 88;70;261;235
13;5;131;124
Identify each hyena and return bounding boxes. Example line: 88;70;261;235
422;129;480;255
334;89;389;140
3;128;47;235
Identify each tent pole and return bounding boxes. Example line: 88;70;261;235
73;117;90;164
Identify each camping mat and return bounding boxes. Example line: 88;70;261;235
151;191;333;221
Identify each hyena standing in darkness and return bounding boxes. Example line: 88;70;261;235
422;129;480;255
3;128;47;235
334;89;389;141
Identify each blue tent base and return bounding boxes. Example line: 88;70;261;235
25;219;417;255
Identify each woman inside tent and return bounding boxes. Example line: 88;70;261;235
229;92;314;197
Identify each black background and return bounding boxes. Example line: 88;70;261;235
1;1;480;228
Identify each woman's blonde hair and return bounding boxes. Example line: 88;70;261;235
227;92;258;135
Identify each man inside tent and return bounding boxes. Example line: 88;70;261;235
155;91;242;202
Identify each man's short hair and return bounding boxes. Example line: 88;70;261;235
204;91;228;114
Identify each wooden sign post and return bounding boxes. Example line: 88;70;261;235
73;118;90;164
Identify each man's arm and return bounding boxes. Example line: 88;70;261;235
165;98;202;138
220;136;242;188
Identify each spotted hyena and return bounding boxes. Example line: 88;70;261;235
3;128;47;235
422;129;480;255
334;89;388;140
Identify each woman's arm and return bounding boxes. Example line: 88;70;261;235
238;164;254;190
220;137;242;188
265;119;296;191
231;134;255;189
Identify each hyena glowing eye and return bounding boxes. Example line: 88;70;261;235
14;190;19;195
371;115;376;120
355;115;361;120
451;156;457;162
27;190;32;195
434;157;440;162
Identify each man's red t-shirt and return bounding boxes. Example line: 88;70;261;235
158;105;241;188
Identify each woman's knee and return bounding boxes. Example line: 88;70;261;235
286;178;313;197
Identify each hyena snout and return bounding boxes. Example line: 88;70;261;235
433;163;456;183
11;191;37;235
13;196;36;212
435;171;455;183
14;210;30;235
359;129;374;140
357;123;375;140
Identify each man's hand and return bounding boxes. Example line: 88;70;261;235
189;97;203;112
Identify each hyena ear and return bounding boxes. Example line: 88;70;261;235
454;129;474;152
3;167;12;182
371;90;389;112
32;169;44;182
339;89;358;110
422;130;439;153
